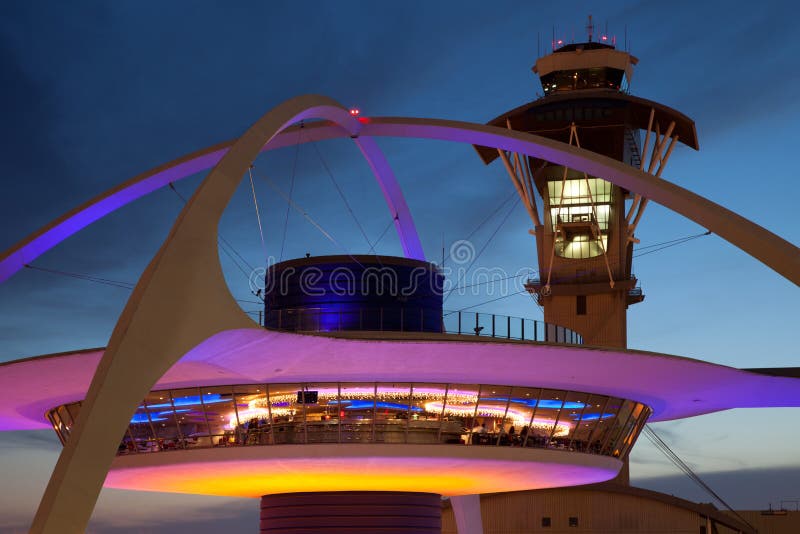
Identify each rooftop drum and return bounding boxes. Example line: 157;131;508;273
263;255;445;333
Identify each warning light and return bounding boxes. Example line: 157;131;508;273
349;108;360;116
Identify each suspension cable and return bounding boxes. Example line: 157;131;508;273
256;171;364;268
280;125;302;261
247;165;268;264
443;188;518;265
168;182;254;279
367;215;398;255
23;264;134;290
634;231;711;258
22;264;261;306
643;425;755;531
444;196;521;302
444;289;530;315
312;142;375;252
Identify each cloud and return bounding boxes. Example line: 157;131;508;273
633;465;800;511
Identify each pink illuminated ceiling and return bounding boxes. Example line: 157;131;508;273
1;328;799;431
105;444;621;498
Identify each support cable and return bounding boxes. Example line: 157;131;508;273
367;215;398;255
23;264;133;290
444;289;529;315
280;125;302;261
572;125;615;288
256;171;364;268
634;231;711;258
22;264;261;307
443;188;518;265
643;425;756;532
247;165;268;264
444;195;521;302
168;182;254;280
312;142;375;252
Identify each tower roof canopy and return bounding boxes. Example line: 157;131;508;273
474;90;699;164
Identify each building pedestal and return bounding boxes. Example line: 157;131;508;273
259;491;442;533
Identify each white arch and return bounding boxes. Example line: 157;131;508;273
0;125;424;286
1;119;797;286
29;96;398;532
20;95;800;532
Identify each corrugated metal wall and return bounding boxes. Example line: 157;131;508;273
443;488;706;534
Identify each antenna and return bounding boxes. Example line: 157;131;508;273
586;14;594;42
624;24;628;51
537;31;540;58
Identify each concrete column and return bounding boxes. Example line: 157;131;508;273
450;494;483;534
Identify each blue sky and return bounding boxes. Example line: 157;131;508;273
0;1;798;531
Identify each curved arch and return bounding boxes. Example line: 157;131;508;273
0;125;424;286
29;96;389;533
17;97;800;531
1;119;797;286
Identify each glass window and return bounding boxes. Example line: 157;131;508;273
339;382;375;443
434;384;478;445
233;384;268;446
602;399;635;456
267;383;303;444
198;386;238;447
407;383;447;444
530;389;568;448
617;403;648;458
561;391;590;449
570;394;607;453
168;387;206;450
371;383;411;442
470;385;510;445
591;396;622;453
302;383;338;444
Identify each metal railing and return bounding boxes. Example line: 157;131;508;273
253;307;582;345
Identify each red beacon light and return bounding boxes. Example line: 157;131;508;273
349;107;360;116
601;35;608;41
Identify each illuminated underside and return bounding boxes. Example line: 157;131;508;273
105;444;622;498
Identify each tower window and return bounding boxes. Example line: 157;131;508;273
576;295;587;315
541;517;551;527
569;516;579;527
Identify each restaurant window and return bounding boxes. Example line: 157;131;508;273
541;517;551;527
569;516;579;527
576;295;586;315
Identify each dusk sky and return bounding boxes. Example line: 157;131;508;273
1;1;799;532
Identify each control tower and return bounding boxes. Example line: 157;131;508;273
475;17;698;348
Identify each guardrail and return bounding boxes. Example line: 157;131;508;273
250;307;582;344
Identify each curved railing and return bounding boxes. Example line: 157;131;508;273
253;307;583;344
47;382;649;461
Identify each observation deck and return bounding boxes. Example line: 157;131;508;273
260;307;583;345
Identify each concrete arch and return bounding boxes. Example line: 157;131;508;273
2;120;797;286
12;96;798;531
0;124;424;287
29;96;398;533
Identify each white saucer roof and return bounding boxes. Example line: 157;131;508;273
2;328;798;431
